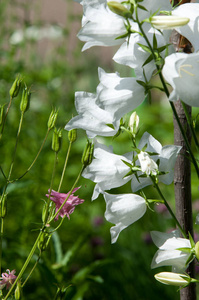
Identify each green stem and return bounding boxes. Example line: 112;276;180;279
21;254;41;288
44;152;58;224
3;229;44;300
58;141;72;192
150;176;186;238
7;112;24;182
0;218;3;274
14;128;51;182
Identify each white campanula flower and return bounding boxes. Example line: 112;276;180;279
78;1;127;50
162;52;199;107
151;231;191;270
131;132;181;192
97;68;145;120
138;151;158;176
104;192;147;243
65;91;119;138
82;141;134;200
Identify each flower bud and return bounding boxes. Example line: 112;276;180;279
38;232;51;252
195;241;199;261
128;112;139;137
68;129;77;143
15;282;22;300
9;75;22;98
52;127;62;153
154;272;190;286
108;1;132;18
0;194;7;218
81;141;94;167
47;108;58;129
20;86;31;113
151;15;190;30
0;104;5;126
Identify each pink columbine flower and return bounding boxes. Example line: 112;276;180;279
0;269;17;290
46;187;84;221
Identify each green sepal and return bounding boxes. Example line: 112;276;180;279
121;159;133;168
137;43;151;54
176;247;192;254
189;232;195;248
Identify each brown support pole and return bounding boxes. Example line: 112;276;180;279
171;1;196;299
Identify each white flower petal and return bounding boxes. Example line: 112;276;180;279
104;192;147;243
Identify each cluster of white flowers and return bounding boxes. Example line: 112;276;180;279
66;0;199;284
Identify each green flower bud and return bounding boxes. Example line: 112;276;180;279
108;1;132;18
52;127;62;152
48;108;58;130
195;241;199;261
81;141;94;167
20;86;31;113
15;282;22;300
9;75;22;98
38;232;51;252
68;129;77;143
0;194;7;218
0;104;5;126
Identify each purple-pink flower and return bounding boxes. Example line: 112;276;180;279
46;187;84;221
0;269;17;290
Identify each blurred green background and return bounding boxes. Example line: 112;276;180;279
0;0;199;299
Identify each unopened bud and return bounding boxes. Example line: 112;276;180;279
38;232;51;252
81;141;94;167
0;194;7;218
15;282;22;300
151;15;189;30
47;108;58;129
20;86;31;113
154;272;192;286
108;1;132;18
0;104;5;126
68;129;77;143
52;127;62;152
10;75;22;98
195;241;199;261
129;112;139;136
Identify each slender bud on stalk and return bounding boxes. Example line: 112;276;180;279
0;104;5;126
20;86;31;113
81;141;94;167
129;112;139;137
47;108;58;129
0;194;7;218
9;75;22;98
154;272;196;286
52;127;62;153
150;15;190;30
108;1;132;18
68;129;77;143
15;282;22;300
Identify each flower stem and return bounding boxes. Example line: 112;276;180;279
3;229;44;300
58;141;72;192
150;176;186;238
